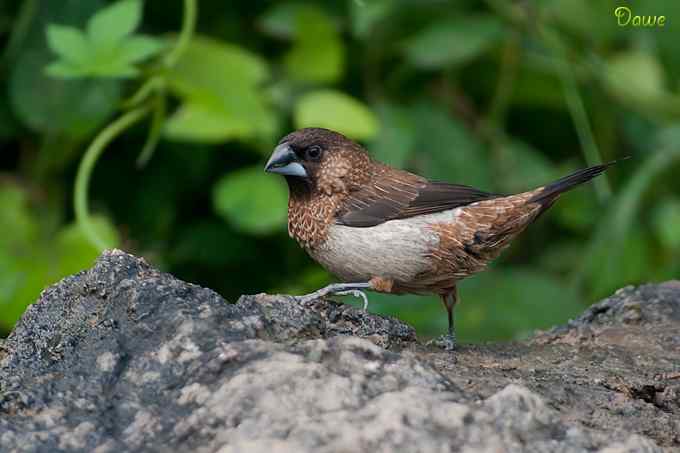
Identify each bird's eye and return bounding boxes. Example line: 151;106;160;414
306;145;322;160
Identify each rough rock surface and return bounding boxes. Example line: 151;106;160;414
0;250;678;452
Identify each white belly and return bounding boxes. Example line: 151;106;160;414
308;208;462;283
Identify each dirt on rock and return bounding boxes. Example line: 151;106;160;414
423;283;680;449
0;250;678;452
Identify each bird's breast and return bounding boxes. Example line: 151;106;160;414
307;208;463;284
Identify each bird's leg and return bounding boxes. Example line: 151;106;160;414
295;282;372;309
437;287;458;351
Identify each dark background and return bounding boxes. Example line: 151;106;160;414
1;0;679;341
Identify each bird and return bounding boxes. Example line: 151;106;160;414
264;127;619;348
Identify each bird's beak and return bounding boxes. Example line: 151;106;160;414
264;143;308;178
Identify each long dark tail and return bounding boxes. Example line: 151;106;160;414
529;158;626;205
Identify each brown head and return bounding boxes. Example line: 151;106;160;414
264;128;372;197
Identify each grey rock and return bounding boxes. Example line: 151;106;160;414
0;250;677;452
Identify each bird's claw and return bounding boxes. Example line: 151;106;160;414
429;334;457;352
292;282;371;310
334;289;369;310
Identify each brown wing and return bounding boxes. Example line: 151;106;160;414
336;166;498;227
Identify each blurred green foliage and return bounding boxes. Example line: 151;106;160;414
1;0;679;340
45;0;165;78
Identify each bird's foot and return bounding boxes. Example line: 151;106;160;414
333;289;369;310
430;333;457;351
294;282;372;310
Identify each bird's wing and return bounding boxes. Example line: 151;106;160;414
336;167;498;227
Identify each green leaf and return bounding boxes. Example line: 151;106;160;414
537;242;584;274
368;102;415;168
552;185;599;232
410;102;491;188
56;216;120;277
647;0;680;84
45;60;87;78
605;52;666;100
0;185;38;249
545;0;620;44
0;98;17;139
46;25;90;64
47;49;150;79
284;35;343;84
350;0;395;39
494;140;558;193
118;35;165;64
510;68;564;108
45;2;159;80
12;50;121;138
171;221;253;267
167;35;269;96
164;36;273;141
294;90;379;140
89;60;139;78
87;0;142;49
457;269;581;342
164;102;252;143
213;167;288;235
586;228;653;299
261;4;345;83
652;198;680;249
600;51;680;118
0;184;119;331
258;2;304;39
0;185;42;331
283;6;344;83
403;15;504;69
0;254;50;331
655;124;680;149
276;266;333;296
578;142;680;298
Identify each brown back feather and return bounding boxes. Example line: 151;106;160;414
337;166;498;227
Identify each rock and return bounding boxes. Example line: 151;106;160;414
0;250;678;452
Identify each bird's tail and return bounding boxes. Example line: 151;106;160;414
529;158;627;205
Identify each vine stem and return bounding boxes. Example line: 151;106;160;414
122;76;163;108
74;106;151;250
76;0;198;249
163;0;197;68
136;94;166;168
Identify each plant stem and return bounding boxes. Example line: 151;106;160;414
571;145;680;292
487;32;520;126
541;26;611;201
559;60;611;200
74;106;151;250
164;0;197;68
2;0;37;63
122;76;163;108
73;0;199;250
136;94;166;168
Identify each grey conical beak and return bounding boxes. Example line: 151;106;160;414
264;143;308;178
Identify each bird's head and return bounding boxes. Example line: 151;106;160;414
264;128;371;195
